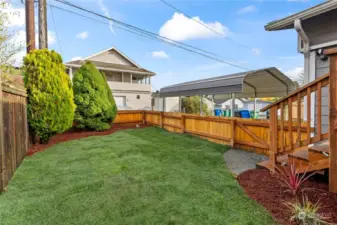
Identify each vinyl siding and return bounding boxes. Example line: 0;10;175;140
315;56;329;134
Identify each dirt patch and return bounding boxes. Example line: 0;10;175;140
28;124;150;156
237;169;337;225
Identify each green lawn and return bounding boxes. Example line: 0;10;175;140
0;127;274;225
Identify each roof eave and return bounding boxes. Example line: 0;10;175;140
265;1;337;31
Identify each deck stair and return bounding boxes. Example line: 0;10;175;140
258;140;329;173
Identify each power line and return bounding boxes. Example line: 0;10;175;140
159;0;254;51
48;1;63;54
51;0;250;71
54;0;219;58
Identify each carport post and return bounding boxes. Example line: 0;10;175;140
212;94;215;116
200;95;203;115
179;96;182;113
231;93;235;118
253;97;257;118
163;97;166;112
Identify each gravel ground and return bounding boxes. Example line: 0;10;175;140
223;149;268;175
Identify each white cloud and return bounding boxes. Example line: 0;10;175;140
71;56;82;61
237;5;257;15
97;0;115;34
76;31;89;39
285;67;304;80
159;13;230;41
1;4;25;27
152;51;169;59
252;48;261;55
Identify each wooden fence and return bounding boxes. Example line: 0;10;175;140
0;80;28;191
118;110;312;156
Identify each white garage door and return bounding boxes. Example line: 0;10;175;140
114;96;126;107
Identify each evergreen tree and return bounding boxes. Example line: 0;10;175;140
73;62;117;131
23;49;76;142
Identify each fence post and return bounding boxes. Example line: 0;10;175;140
160;111;163;128
324;48;337;193
230;119;235;147
180;115;185;134
0;77;5;191
142;111;146;125
269;106;278;171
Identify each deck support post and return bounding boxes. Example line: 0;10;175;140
269;106;278;171
324;48;337;193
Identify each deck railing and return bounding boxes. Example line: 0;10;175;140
260;73;330;167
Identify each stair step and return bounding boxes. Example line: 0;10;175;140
309;140;329;153
288;149;309;162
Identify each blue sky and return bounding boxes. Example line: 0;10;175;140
7;0;324;90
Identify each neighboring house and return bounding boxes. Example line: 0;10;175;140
265;1;337;133
216;99;244;110
65;47;156;110
242;99;272;112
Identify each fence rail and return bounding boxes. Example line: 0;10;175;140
119;110;312;156
0;81;28;191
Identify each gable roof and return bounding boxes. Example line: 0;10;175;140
265;1;337;31
160;67;295;98
66;46;141;68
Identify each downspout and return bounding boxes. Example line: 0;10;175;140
294;19;310;81
294;19;313;127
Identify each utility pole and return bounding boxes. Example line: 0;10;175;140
25;0;36;53
38;0;48;49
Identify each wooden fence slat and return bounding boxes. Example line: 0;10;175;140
0;78;5;191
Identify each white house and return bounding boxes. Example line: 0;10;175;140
65;47;155;110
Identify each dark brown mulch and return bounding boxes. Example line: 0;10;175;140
28;124;150;156
237;169;337;225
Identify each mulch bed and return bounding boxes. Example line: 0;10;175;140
238;169;337;225
28;123;150;156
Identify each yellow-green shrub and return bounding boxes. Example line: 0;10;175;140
23;49;76;142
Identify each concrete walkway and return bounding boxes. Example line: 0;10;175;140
223;149;268;175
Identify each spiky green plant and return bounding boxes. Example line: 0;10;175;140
285;195;329;225
73;62;117;131
23;49;76;142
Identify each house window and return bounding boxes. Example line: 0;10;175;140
137;95;140;99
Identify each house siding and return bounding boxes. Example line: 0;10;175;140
87;49;135;66
315;56;329;134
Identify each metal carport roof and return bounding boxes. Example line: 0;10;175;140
159;67;296;101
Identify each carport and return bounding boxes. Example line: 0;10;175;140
159;67;296;116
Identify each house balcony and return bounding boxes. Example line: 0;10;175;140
108;81;151;93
